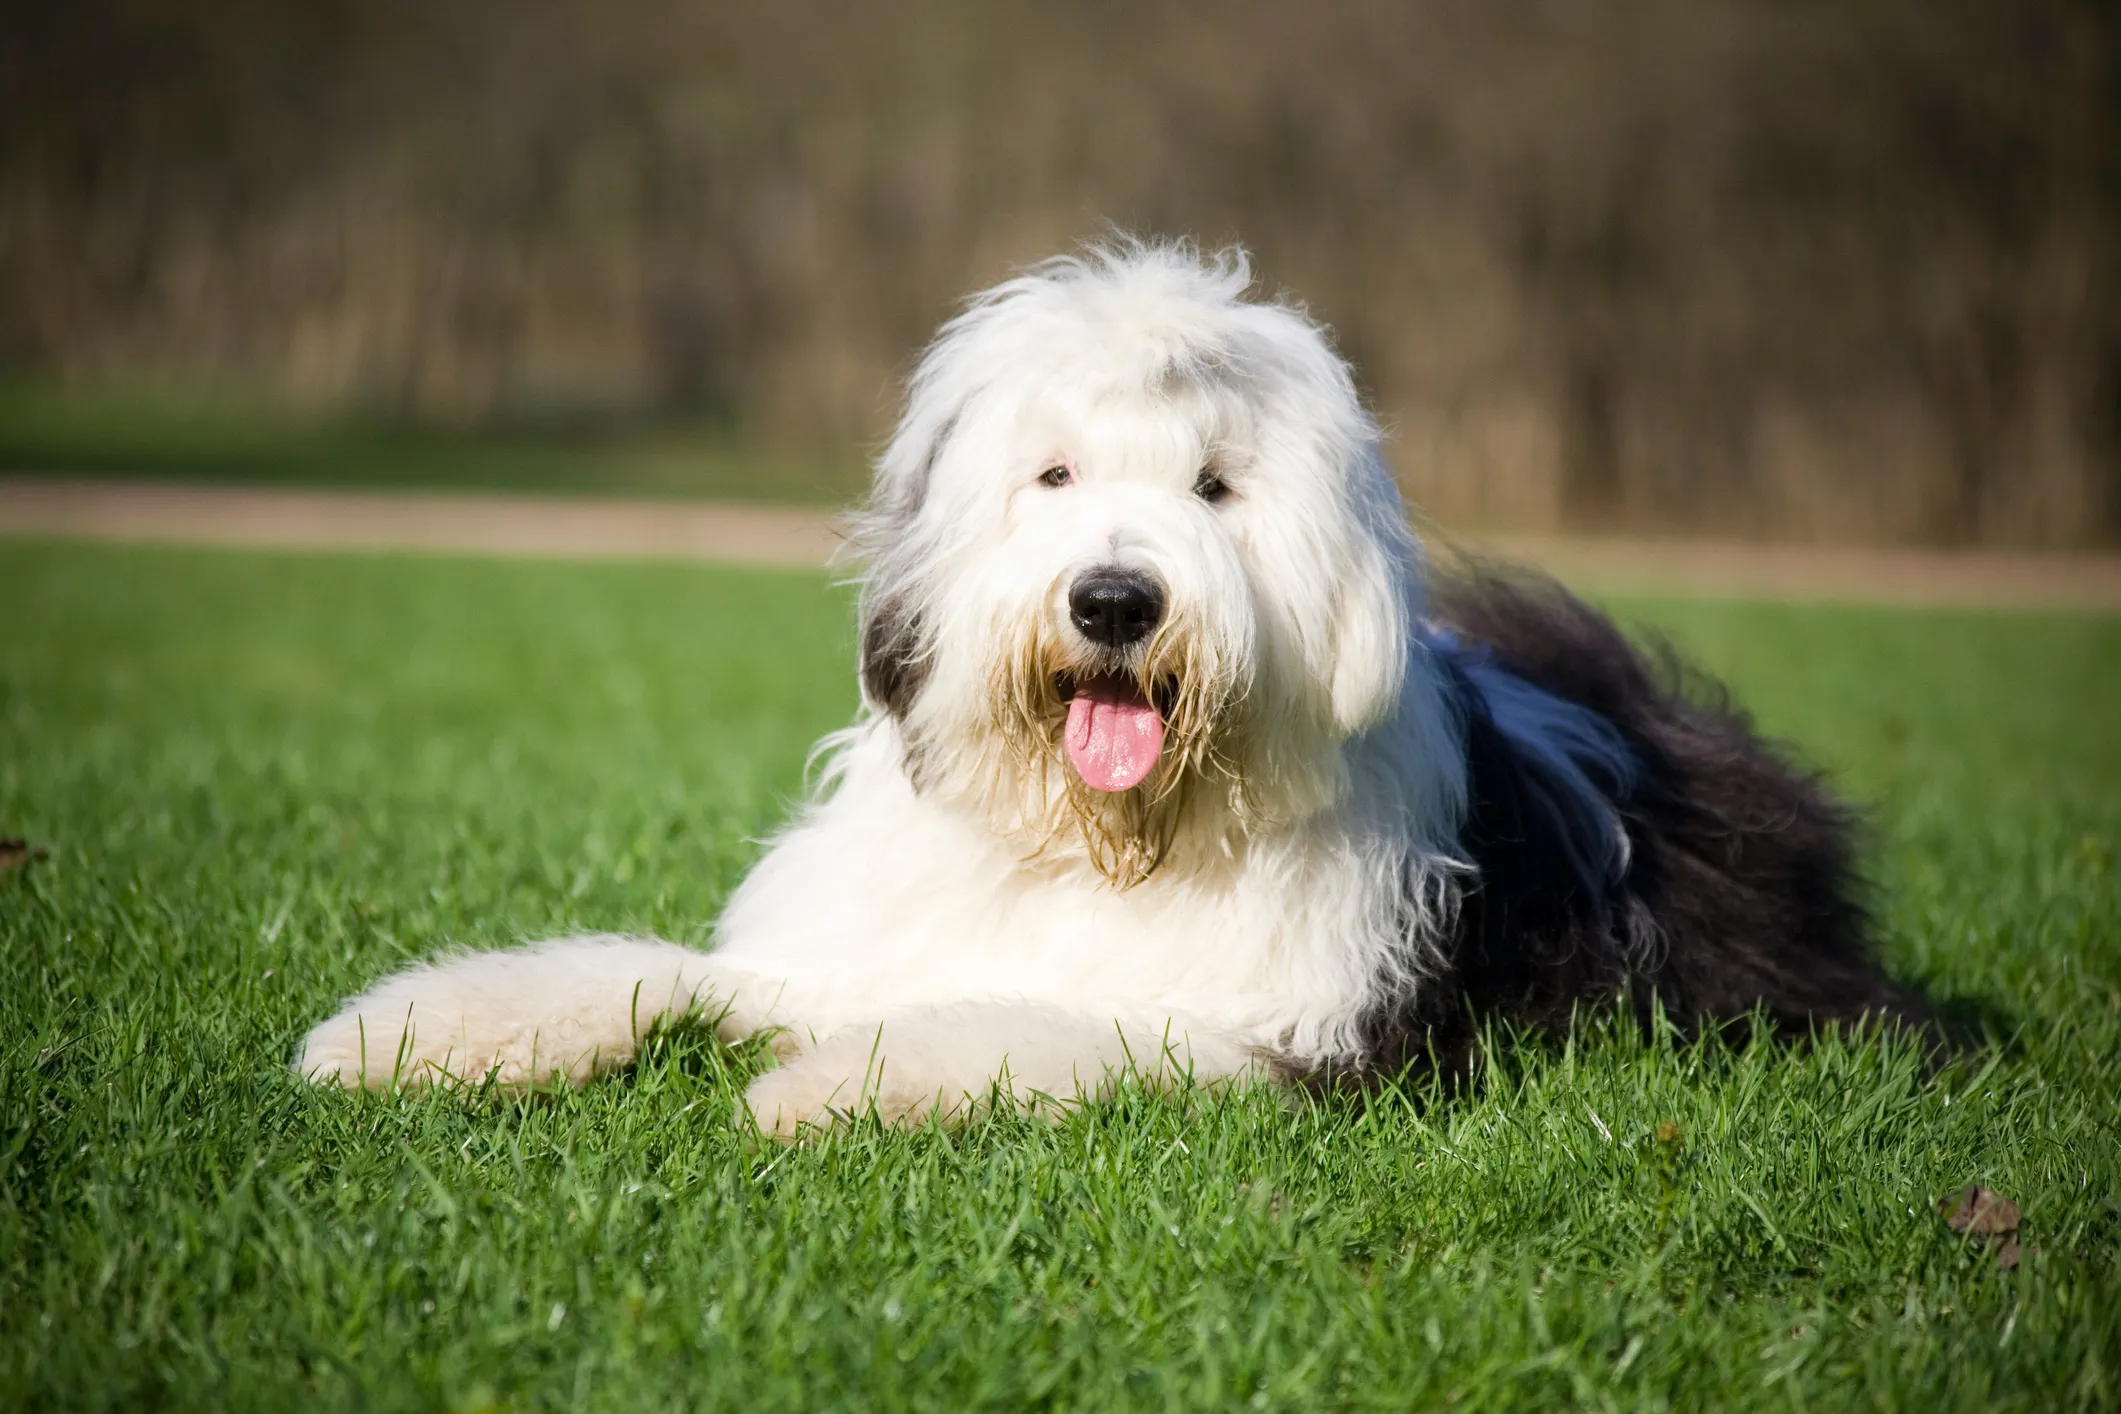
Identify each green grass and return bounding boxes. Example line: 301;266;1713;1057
0;382;863;503
3;541;2118;1412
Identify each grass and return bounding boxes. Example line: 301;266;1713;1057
0;382;863;503
2;540;2118;1411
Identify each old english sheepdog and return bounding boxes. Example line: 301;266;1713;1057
300;242;1926;1134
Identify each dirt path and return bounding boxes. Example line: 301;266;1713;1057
5;475;2119;609
0;476;843;569
1442;532;2121;610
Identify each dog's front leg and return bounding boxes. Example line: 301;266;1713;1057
298;936;794;1091
740;1001;1266;1139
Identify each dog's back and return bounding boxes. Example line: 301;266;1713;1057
1351;564;1936;1081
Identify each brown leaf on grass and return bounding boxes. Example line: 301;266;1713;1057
0;838;49;873
1941;1186;2021;1237
1940;1186;2026;1270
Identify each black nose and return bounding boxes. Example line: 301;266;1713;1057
1068;569;1165;648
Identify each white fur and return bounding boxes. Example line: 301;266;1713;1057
299;241;1471;1135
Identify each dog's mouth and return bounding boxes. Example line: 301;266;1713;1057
1055;672;1169;793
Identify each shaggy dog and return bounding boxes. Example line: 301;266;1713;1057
300;242;1925;1134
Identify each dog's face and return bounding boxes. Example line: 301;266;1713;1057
857;246;1435;885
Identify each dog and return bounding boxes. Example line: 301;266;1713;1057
299;241;1926;1134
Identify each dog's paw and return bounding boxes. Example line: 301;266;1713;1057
740;1061;857;1140
739;1054;985;1141
298;1003;448;1090
298;1004;484;1091
296;999;605;1092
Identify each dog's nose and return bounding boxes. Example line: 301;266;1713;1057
1068;569;1165;648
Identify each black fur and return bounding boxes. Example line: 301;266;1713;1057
859;405;955;720
1350;567;1932;1083
859;592;930;719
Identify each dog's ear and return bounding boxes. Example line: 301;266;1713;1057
854;357;966;720
858;585;930;718
1323;463;1416;735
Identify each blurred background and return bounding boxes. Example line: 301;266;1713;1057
2;0;2115;545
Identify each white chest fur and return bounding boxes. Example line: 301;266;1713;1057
708;722;1408;1060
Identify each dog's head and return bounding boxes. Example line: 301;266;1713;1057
854;241;1452;886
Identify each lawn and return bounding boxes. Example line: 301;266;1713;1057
2;541;2118;1411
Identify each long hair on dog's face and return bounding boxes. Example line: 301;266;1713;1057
853;242;1459;888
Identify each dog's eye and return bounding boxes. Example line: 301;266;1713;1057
1193;469;1232;503
1037;465;1073;488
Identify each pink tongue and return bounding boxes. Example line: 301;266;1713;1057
1064;677;1166;792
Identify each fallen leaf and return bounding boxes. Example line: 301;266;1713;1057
1940;1186;2027;1269
1941;1186;2021;1237
0;838;49;873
